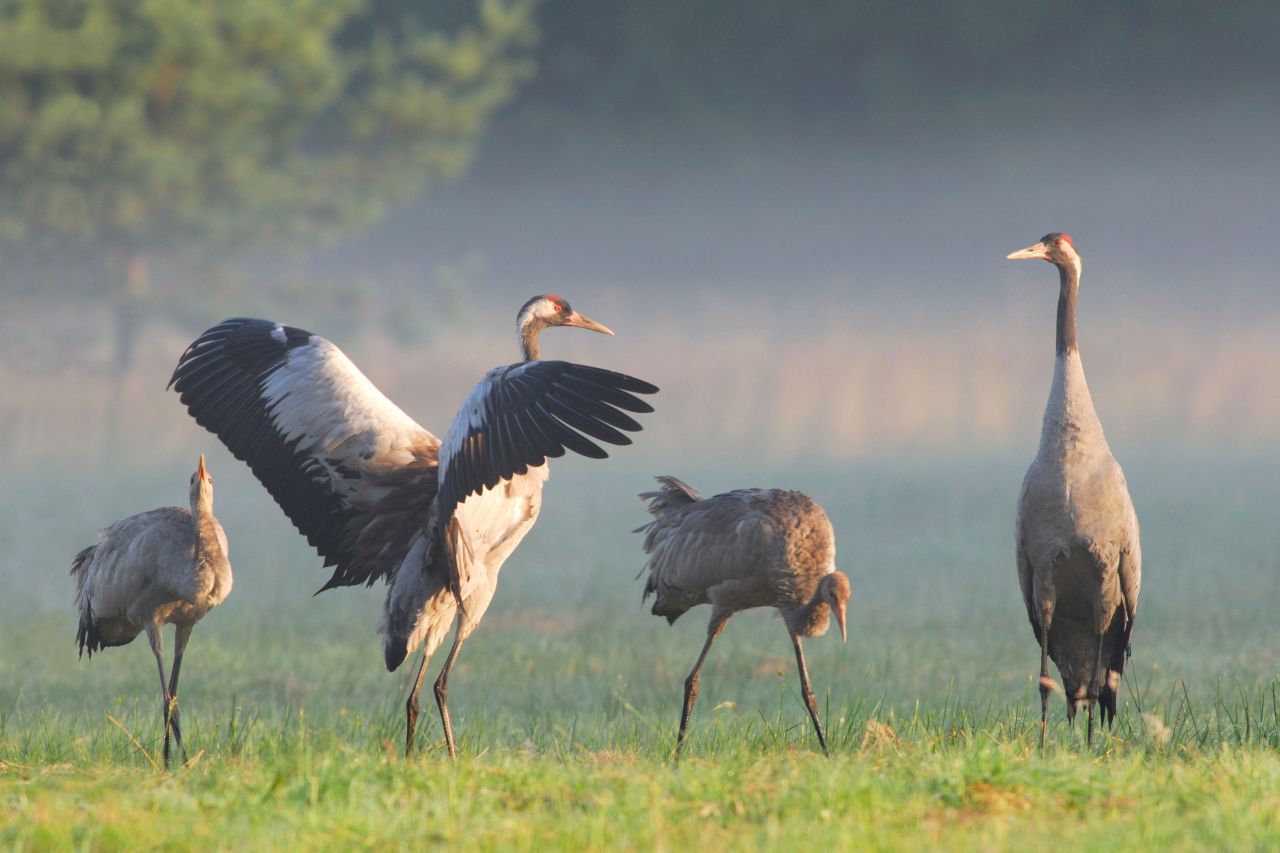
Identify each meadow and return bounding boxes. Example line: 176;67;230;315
2;449;1278;849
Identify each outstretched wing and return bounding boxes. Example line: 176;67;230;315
437;359;657;595
169;317;441;591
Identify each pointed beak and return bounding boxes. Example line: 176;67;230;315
561;310;614;336
833;600;847;643
197;454;210;482
1006;241;1050;261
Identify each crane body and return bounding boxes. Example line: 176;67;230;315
71;455;230;767
170;295;656;757
636;476;851;755
1009;233;1142;745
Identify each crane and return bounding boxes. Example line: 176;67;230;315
1007;233;1142;746
168;295;657;757
70;455;231;768
636;476;851;755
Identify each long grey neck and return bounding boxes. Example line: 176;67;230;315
1056;261;1079;356
520;322;542;361
192;498;225;569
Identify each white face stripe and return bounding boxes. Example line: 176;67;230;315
270;323;288;344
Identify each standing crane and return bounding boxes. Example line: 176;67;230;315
1007;233;1142;746
168;295;657;757
70;455;232;768
636;476;851;755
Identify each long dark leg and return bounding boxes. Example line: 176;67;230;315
1087;631;1105;747
676;611;731;757
791;633;829;756
164;624;192;766
434;615;469;760
404;652;430;758
144;622;173;769
1100;624;1127;728
1038;605;1053;750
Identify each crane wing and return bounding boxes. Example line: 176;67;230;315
1112;466;1142;632
1018;527;1039;640
1114;476;1141;650
71;508;193;654
437;359;657;596
637;492;774;623
169;317;440;591
1015;522;1042;644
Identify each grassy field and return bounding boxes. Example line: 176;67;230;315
2;450;1278;848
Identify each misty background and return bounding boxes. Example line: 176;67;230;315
1;1;1278;629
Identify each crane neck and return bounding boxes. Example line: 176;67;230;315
1056;260;1080;357
190;489;225;564
787;589;832;638
519;320;544;361
1040;257;1108;459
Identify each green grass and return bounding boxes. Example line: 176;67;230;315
2;451;1279;848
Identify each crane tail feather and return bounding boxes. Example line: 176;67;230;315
638;475;702;518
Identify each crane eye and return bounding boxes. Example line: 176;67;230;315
553;303;564;312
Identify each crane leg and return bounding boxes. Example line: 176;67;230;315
676;611;731;758
434;616;469;760
790;634;830;756
145;622;175;770
403;652;430;758
1038;605;1053;750
1087;632;1105;748
164;624;192;767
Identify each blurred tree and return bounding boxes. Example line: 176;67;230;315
503;0;1279;168
0;0;536;370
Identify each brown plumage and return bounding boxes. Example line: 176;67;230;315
636;476;851;755
70;455;232;767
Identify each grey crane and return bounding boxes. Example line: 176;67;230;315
636;476;851;755
70;455;232;767
168;295;657;758
1007;233;1142;746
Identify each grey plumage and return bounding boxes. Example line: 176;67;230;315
637;476;851;755
168;295;657;758
1008;233;1142;746
70;455;232;767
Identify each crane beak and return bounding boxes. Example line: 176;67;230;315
196;454;210;482
561;310;614;336
833;600;847;643
1006;241;1050;261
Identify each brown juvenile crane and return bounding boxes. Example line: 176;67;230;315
1007;233;1142;746
168;295;657;758
70;455;232;768
636;476;851;755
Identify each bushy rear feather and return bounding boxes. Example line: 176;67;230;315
69;543;99;658
636;475;702;522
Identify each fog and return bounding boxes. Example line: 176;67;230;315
2;4;1278;474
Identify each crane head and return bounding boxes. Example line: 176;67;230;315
517;295;614;360
820;572;851;643
189;454;213;508
519;294;613;336
1005;232;1080;269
